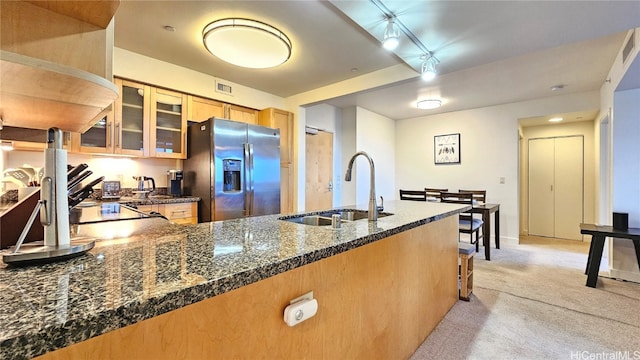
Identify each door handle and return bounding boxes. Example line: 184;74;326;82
328;180;333;192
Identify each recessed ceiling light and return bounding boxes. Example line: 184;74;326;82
417;99;442;109
203;18;292;69
549;117;563;122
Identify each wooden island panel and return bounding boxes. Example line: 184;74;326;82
37;216;458;359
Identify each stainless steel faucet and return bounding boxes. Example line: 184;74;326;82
345;151;378;221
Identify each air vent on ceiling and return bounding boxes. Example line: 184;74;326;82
622;30;635;65
215;80;233;96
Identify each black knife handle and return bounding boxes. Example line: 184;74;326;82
69;176;104;199
67;170;93;192
67;163;88;182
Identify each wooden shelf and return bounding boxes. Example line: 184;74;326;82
156;126;181;132
0;50;118;133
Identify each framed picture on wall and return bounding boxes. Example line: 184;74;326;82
434;133;461;164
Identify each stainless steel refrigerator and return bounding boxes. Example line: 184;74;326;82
184;118;280;222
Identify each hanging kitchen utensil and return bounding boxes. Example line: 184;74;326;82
18;166;36;186
3;168;30;187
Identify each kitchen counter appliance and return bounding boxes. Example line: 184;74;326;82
167;169;183;197
184;118;280;221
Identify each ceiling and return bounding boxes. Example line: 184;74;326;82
113;1;640;122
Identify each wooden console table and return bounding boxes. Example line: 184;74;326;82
580;223;640;288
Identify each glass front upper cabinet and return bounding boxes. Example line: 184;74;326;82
150;88;187;159
115;79;149;157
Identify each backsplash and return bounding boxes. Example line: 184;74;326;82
1;150;182;194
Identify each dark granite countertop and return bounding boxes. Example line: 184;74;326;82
0;200;468;359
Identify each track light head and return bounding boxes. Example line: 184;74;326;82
382;18;400;50
421;56;437;81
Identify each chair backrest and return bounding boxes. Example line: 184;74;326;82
425;188;448;200
399;190;427;201
440;191;473;205
458;189;486;203
441;192;475;221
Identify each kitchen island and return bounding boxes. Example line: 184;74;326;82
0;201;468;359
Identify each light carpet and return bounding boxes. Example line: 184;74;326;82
410;237;640;360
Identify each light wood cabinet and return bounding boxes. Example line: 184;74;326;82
150;88;187;159
225;104;258;124
188;96;224;122
113;79;150;157
77;79;190;159
137;203;197;225
259;107;294;213
158;203;197;224
0;1;119;132
73;111;116;154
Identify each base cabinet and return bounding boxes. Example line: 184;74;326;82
36;217;458;359
137;202;197;224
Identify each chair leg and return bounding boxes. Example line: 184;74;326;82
475;230;480;252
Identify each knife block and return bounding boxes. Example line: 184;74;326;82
0;189;43;249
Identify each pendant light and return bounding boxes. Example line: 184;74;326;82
421;55;437;81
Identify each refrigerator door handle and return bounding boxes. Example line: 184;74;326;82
244;143;255;216
248;143;255;215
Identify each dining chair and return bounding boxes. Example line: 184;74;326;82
424;188;448;201
458;189;486;204
440;191;483;252
399;189;427;201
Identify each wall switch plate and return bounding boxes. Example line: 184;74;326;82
499;177;505;184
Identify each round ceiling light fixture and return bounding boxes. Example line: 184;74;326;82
203;18;292;69
417;99;442;110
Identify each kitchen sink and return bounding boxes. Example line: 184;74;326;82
279;209;392;226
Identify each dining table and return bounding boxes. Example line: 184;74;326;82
470;203;500;260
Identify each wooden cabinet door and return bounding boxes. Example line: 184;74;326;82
76;111;115;154
114;79;149;157
259;108;294;213
150;87;187;159
188;96;224;122
225;104;258;124
259;108;292;164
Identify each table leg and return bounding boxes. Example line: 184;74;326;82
483;210;491;261
495;209;500;249
586;235;606;288
633;239;640;270
585;238;596;275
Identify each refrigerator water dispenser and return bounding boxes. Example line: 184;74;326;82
223;159;241;192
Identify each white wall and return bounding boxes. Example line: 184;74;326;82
353;107;396;207
114;48;287;112
4;151;179;190
599;28;640;282
520;121;596;235
340;107;357;207
396;91;601;244
611;87;640;282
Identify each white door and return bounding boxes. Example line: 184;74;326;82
554;136;583;239
529;138;555;237
529;136;584;240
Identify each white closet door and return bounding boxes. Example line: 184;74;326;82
529;138;555;237
554;136;583;240
528;136;584;240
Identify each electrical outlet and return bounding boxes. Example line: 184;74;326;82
499;177;505;184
